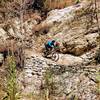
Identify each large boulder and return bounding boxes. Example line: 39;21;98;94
39;1;99;56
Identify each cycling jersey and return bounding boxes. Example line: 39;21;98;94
47;40;54;48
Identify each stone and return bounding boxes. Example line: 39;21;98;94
0;28;8;40
0;53;3;64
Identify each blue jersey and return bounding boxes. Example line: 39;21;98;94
47;40;54;47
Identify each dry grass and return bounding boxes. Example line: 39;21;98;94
44;0;74;10
0;39;17;53
23;12;42;22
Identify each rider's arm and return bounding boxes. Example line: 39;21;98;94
51;44;54;47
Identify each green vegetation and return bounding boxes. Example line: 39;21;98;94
40;68;56;100
95;49;100;64
3;56;18;100
95;72;100;95
44;69;53;100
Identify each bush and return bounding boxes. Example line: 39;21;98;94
4;56;18;100
95;72;100;95
95;48;100;64
40;68;56;100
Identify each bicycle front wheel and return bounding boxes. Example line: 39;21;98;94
51;52;59;62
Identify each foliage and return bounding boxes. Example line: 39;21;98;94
95;48;100;64
3;56;18;100
41;68;56;100
95;72;100;95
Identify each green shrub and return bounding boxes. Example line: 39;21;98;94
95;48;100;64
40;68;56;100
95;72;100;95
4;56;18;100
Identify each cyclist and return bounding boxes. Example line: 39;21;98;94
45;40;59;52
42;40;60;61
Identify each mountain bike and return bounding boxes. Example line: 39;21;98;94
42;47;59;62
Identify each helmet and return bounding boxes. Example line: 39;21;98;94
52;40;55;43
56;42;59;46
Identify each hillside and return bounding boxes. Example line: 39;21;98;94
0;0;100;100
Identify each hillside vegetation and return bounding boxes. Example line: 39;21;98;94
0;0;100;100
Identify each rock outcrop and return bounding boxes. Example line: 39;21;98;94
38;0;99;56
17;1;100;99
0;1;100;100
18;50;99;100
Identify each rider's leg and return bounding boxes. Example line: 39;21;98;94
45;44;53;57
45;44;52;51
45;44;49;51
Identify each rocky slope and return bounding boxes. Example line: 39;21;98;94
0;0;100;100
18;1;100;100
17;51;99;100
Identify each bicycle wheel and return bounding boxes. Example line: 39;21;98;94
51;52;59;61
42;48;49;57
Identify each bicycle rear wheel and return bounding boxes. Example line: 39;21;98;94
42;48;50;57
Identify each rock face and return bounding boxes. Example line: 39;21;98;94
0;1;100;100
0;15;39;52
39;0;99;56
17;1;100;99
18;51;99;100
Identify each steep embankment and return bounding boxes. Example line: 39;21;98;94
18;51;99;100
0;0;100;100
17;1;100;100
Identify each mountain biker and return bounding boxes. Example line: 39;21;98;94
45;40;59;52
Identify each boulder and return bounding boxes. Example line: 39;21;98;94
0;53;3;64
0;28;8;40
39;1;99;56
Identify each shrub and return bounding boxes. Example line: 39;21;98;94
95;48;100;64
3;56;18;100
44;0;73;10
95;72;100;95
